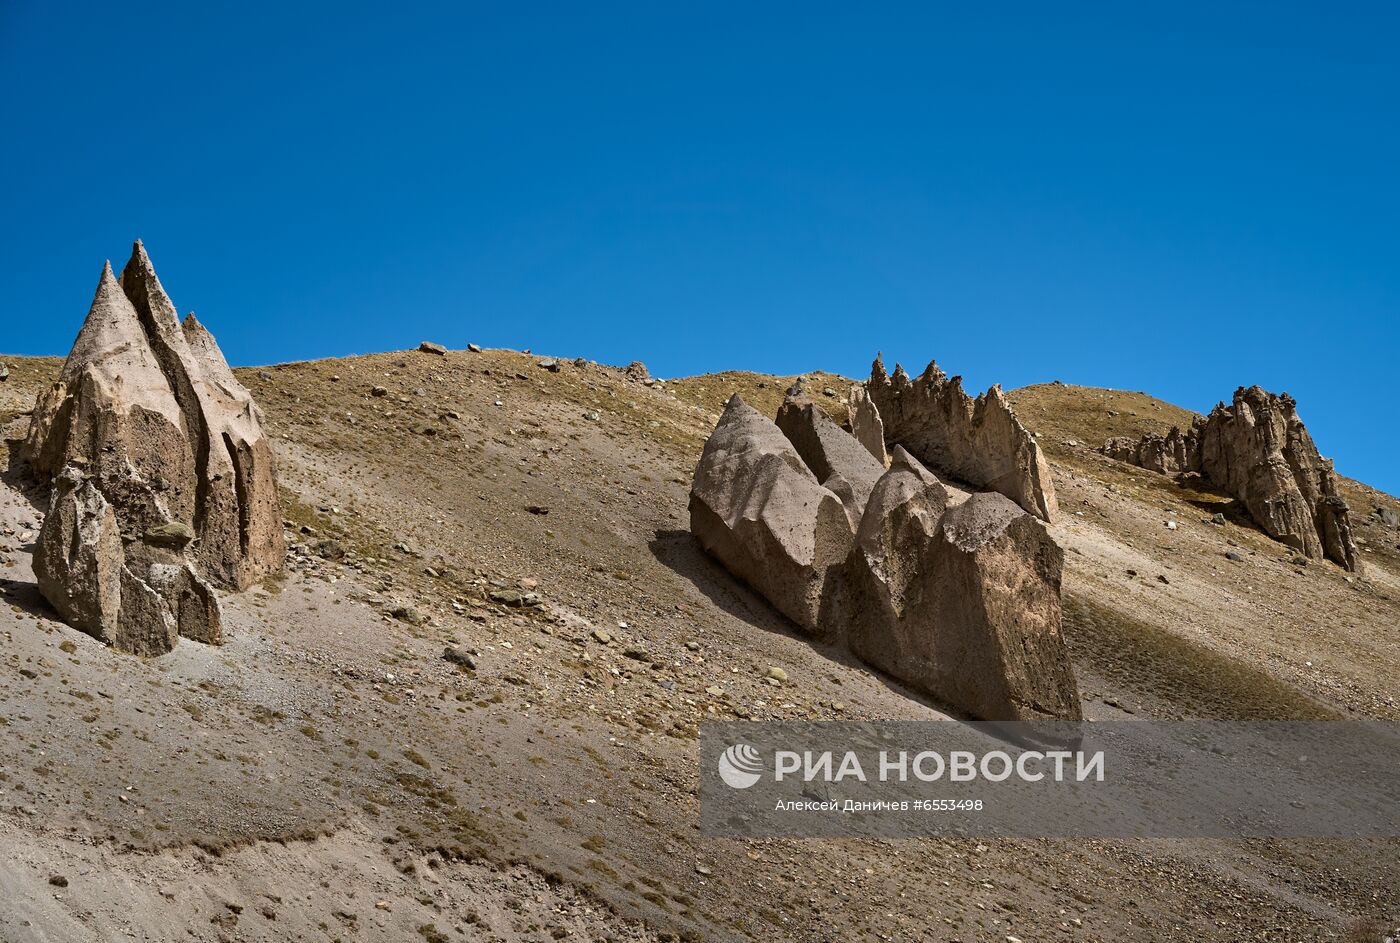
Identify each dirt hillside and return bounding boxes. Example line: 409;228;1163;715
1;348;1396;942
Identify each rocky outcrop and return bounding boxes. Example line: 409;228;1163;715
847;384;887;466
25;242;285;654
846;449;1079;722
32;469;129;643
177;310;285;588
1099;387;1360;571
1102;426;1191;475
864;356;1057;521
691;396;1080;721
689;395;853;635
775;381;885;528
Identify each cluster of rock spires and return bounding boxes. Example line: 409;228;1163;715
23;242;285;655
1101;386;1360;571
862;355;1057;521
690;381;1079;722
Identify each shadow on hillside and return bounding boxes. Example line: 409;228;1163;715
1176;477;1255;529
1;437;58;621
2;435;50;516
647;528;976;722
0;575;55;621
648;528;809;642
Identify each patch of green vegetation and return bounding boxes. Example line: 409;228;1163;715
416;923;450;943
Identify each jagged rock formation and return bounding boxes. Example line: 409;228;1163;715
689;394;853;635
864;355;1057;521
775;380;885;528
690;392;1080;721
846;384;887;466
25;242;286;654
1102;426;1191;475
1100;386;1360;571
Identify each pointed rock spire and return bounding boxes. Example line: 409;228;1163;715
919;360;945;384
871;353;888;384
120;240;185;338
182;310;242;391
25;241;286;655
26;261;186;477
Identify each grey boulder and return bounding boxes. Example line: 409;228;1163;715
845;449;1080;722
689;394;853;635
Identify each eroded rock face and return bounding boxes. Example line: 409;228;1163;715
1102;426;1191;475
177;310;286;588
1099;387;1360;571
864;355;1057;521
847;384;888;467
32;466;218;655
689;394;853;635
117;245;285;589
846;449;1080;722
691;397;1081;721
26;242;284;654
775;381;886;528
32;468;126;640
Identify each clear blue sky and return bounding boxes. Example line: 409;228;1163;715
2;3;1397;493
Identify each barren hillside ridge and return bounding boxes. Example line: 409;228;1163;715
1;321;1397;940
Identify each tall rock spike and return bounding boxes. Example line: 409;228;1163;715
871;352;888;384
115;243;285;589
25;262;190;492
25;242;285;656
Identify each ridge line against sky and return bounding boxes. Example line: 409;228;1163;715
2;2;1396;493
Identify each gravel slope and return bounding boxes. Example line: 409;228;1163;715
0;349;1395;942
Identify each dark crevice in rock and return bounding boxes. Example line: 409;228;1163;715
223;430;251;557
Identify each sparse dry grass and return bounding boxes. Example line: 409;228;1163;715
667;369;855;428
